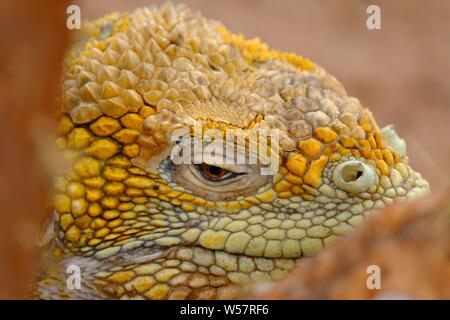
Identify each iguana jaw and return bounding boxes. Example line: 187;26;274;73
35;242;299;299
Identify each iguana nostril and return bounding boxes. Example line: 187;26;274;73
333;160;376;193
355;170;363;180
341;163;364;182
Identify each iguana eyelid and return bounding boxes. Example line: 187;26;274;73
200;156;252;174
173;139;252;174
172;161;271;200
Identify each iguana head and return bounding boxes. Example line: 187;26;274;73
35;4;429;299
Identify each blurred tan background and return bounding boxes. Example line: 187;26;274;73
0;0;449;298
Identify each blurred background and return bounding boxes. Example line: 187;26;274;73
0;0;449;298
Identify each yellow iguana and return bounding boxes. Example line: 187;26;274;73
34;3;429;299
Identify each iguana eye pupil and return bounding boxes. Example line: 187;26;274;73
198;164;230;181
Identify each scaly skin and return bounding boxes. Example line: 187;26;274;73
34;4;429;299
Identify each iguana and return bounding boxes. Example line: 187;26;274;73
33;3;429;299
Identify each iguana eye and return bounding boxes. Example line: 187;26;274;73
195;164;236;181
171;161;271;201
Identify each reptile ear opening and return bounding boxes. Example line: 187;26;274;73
332;160;375;194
